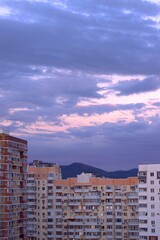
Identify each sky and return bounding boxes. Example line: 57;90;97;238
0;0;160;170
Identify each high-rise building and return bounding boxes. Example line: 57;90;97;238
0;131;28;240
139;164;160;240
53;173;139;240
27;160;62;240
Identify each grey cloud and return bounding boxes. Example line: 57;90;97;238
0;0;160;170
0;0;160;74
112;76;160;95
55;0;160;17
75;102;145;115
0;60;147;128
153;102;160;107
0;65;102;124
27;119;160;170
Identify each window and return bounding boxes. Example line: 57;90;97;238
139;204;147;208
157;171;160;179
150;181;154;185
48;173;54;177
139;196;147;200
48;180;53;184
139;188;147;192
150;172;154;177
139;171;147;176
151;189;154;193
139;220;147;224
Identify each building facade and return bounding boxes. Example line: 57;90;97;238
53;173;139;240
139;164;160;240
27;160;62;240
26;161;160;240
0;132;28;240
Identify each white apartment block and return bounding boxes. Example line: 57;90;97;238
27;163;160;240
53;173;139;240
139;164;160;240
27;160;62;240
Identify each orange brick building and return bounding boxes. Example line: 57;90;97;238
0;132;28;240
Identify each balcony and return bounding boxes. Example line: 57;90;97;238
85;195;101;200
84;202;100;206
68;202;80;206
0;184;7;188
20;212;27;219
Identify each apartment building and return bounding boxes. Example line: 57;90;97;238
53;172;139;240
139;164;160;240
27;160;62;240
0;131;28;240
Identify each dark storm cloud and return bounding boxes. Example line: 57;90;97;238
112;76;160;95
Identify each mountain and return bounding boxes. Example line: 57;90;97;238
60;162;138;179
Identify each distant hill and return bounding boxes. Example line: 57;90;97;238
60;162;138;179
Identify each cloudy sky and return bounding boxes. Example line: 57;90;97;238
0;0;160;170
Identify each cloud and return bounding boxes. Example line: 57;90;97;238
0;0;160;170
27;119;160;170
0;65;105;126
112;76;160;95
153;101;160;107
0;0;160;74
0;6;12;16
